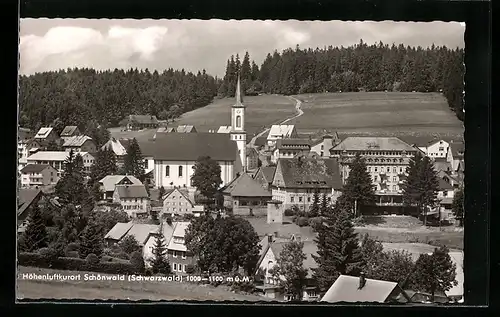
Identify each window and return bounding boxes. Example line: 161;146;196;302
173;251;177;258
374;175;378;182
375;167;378;172
321;145;324;150
182;252;187;259
173;263;177;271
399;167;403;173
393;176;397;182
299;197;303;202
386;167;390;172
307;197;311;203
135;198;138;202
368;167;371;172
439;147;444;151
236;115;242;128
165;165;170;177
178;166;183;177
443;191;448;197
182;264;186;273
393;167;397;173
51;178;54;182
290;196;295;203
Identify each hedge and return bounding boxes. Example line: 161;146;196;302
18;252;138;274
297;217;309;227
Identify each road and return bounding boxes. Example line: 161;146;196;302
247;95;303;148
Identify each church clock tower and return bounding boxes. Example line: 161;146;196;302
231;75;247;172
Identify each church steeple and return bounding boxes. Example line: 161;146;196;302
234;74;244;108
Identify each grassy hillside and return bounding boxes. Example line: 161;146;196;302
17;266;269;302
290;92;464;137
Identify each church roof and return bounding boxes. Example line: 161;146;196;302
222;172;272;197
217;126;232;133
233;74;245;108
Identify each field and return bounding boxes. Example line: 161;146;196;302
17;266;271;302
289;92;464;138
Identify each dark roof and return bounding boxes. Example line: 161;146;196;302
246;147;259;157
449;142;465;157
274;157;343;189
18;189;43;217
438;178;454;191
115;184;149;198
275;138;312;150
433;159;452;173
20;164;53;173
222;173;272;197
139;133;237;161
60;126;79;136
257;166;276;184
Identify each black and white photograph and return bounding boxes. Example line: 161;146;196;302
17;18;465;304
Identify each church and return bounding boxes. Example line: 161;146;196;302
140;76;248;190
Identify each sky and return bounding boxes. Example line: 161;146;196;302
19;19;465;77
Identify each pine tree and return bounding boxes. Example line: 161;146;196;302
78;213;104;259
55;150;87;205
308;190;320;217
312;208;364;291
158;186;166;201
341;153;376;216
22;204;48;252
123;138;145;180
417;156;440;226
89;148;117;186
319;193;329;217
402;153;423;211
452;186;464;227
150;224;171;274
191;156;222;204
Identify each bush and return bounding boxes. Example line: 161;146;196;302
112;251;130;260
86;253;99;265
284;209;295;217
18;252;137;274
119;235;141;254
66;251;79;258
297;217;309;227
185;264;195;274
309;217;323;229
130;251;145;274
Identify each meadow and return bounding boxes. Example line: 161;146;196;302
289;92;464;138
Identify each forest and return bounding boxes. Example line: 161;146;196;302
219;40;465;121
18;39;465;134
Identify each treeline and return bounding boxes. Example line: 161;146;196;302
218;40;465;121
19;67;219;132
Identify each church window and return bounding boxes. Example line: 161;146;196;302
165;166;170;177
178;166;183;177
236;115;242;128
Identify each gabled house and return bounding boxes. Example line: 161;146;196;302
26;151;70;176
101;138;128;166
272;139;311;163
17;188;44;227
62;135;97;153
254;235;319;301
165;222;193;275
20;164;59;190
267;125;298;148
271;156;343;211
60;126;81;138
34;127;60;144
162;187;196;216
320;274;410;303
99;175;142;201
425;139;450;159
253;166;276;191
434;178;455;220
447;141;465;171
113;184;150;218
104;221;157;246
221;172;272;216
120;115;160;131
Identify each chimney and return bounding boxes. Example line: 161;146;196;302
358;272;366;289
267;234;273;243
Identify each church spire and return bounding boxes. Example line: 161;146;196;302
235;74;243;107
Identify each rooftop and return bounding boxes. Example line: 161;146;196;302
18;188;43;217
222;173;272;197
101;138;127;156
321;275;403;303
124;115;159;125
62;135;93;147
331;137;416;152
268;125;296;139
166;222;190;252
20;164;53;174
27;151;70;162
34;127;54;139
99;175;142;192
115;184;149;198
274;157;343;189
217;126;232;134
60;126;79;137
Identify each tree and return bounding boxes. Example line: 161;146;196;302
409;246;457;302
402;152;423;210
308;190;320;217
150;225;171;274
158;186;166;201
130;251;146;274
123;138;145;180
89;148;117;186
54;203;88;244
451;187;464;226
119;234;141;254
312;208;364;291
94;207;130;232
21;204;48;252
416;156;440;226
319;193;329;217
46;139;62;151
191;156;222;205
340;153;376;216
55;150;87;205
78;213;104;259
269;241;308;300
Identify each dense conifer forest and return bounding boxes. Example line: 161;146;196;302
18;39;464;134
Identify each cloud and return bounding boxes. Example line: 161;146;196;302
19;19;464;77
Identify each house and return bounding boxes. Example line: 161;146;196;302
436;178;455;220
330;137;419;209
271;156;343;211
221;172;272;216
433;157;453;174
79;152;96;174
120;115;160;131
246;147;260;171
142;222;176;266
20;164;59;190
253;166;276;191
165;222;193;275
113;184;151;218
34;127;60;144
17;188;44;227
62;135;97;153
424;139;450;159
104;221;157;246
99;175;142;201
139;132;240;189
438;170;462;189
255;235;320;301
447;141;465;174
217;126;232;134
60;126;81;138
309;133;340;158
18;128;35;172
162;187;196;216
320;274;410;303
267;125;298;147
26;151;70;176
101;138;128;166
271;139;311;163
